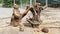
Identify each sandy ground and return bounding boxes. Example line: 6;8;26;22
0;7;60;34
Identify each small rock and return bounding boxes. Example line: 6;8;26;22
41;27;49;33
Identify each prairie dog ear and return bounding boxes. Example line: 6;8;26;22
13;4;19;9
34;3;41;7
37;3;41;6
25;5;30;10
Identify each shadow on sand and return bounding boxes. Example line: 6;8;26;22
23;23;32;27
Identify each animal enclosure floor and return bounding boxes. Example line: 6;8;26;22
0;7;60;34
